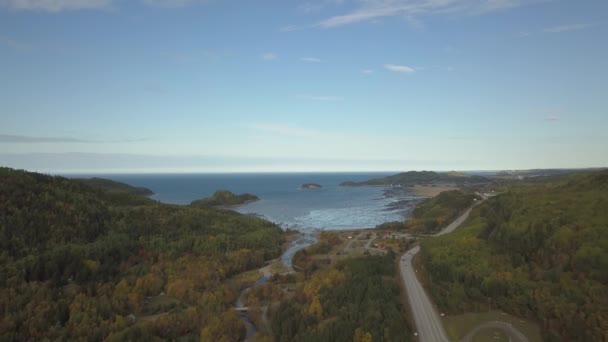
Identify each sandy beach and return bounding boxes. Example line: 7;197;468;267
407;184;460;197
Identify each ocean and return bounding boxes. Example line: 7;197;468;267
76;173;420;231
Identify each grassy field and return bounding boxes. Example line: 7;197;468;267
471;328;509;342
443;310;542;342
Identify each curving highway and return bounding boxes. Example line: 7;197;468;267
400;201;530;342
399;207;474;342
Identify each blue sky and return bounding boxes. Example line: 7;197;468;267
1;0;607;173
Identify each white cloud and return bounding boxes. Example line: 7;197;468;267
316;0;544;28
384;64;415;73
318;6;404;28
362;69;374;74
544;116;560;122
0;0;112;12
301;57;322;63
261;52;277;61
543;23;593;33
297;95;344;101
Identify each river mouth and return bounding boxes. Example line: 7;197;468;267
235;233;317;340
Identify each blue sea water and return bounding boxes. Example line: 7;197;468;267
77;173;420;231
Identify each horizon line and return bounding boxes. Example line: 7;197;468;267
40;166;608;176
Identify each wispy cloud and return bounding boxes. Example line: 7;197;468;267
384;64;415;73
362;69;374;75
280;25;304;32
248;124;321;138
543;23;594;33
298;0;345;14
297;95;344;101
0;0;112;12
316;0;543;28
298;2;325;13
159;48;234;64
142;0;207;7
0;0;212;11
530;107;561;122
0;34;31;51
0;134;147;143
0;134;89;143
520;23;597;37
261;52;277;61
531;106;561;115
301;57;322;63
318;6;403;28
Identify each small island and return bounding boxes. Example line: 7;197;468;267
301;183;322;190
190;190;259;207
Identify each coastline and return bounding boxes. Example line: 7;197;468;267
213;198;260;210
406;184;459;197
342;182;460;198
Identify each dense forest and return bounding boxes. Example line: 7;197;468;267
340;171;489;187
270;253;410;342
377;190;478;234
74;177;155;197
420;171;608;341
190;190;259;207
0;167;283;340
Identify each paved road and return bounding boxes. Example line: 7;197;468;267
400;202;530;342
435;207;472;236
400;245;450;342
399;207;474;342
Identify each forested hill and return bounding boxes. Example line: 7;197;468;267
421;170;608;341
376;190;480;234
0;167;283;341
340;170;489;187
190;189;259;207
74;177;154;197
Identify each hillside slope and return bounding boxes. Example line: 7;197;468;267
0;167;283;341
340;170;489;187
420;171;608;341
74;177;154;196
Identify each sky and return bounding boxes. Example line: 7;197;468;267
0;0;607;173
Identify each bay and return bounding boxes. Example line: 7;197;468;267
75;172;419;231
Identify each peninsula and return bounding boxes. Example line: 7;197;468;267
340;170;488;187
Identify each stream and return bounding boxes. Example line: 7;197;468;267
235;234;317;340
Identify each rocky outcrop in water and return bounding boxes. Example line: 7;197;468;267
301;183;322;189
